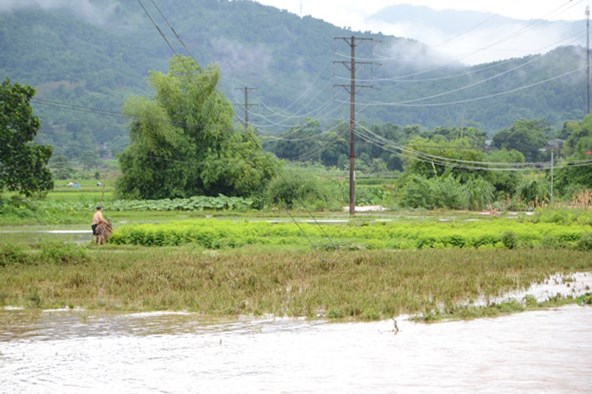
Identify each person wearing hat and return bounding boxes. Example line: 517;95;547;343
92;206;105;241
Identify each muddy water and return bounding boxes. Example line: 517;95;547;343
1;306;591;393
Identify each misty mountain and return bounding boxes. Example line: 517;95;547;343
0;0;588;164
368;4;585;64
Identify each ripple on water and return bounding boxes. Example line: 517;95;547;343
1;305;591;393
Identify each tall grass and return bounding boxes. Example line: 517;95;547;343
1;245;590;321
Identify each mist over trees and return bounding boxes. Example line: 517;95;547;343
0;0;589;164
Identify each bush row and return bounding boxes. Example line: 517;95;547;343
0;195;256;219
109;218;592;251
527;208;592;226
0;242;89;267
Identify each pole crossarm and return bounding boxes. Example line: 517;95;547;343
333;84;373;94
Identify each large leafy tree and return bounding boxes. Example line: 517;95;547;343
401;135;487;182
117;56;278;199
555;114;592;194
492;119;550;162
0;78;53;197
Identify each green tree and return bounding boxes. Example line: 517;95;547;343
48;154;75;180
117;56;278;199
402;135;486;181
263;119;325;162
555;114;592;195
0;78;53;197
492;119;550;162
484;149;525;198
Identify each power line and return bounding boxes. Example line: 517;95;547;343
256;61;334;119
148;0;196;60
358;66;585;108
32;98;127;119
337;30;586;84
354;122;592;172
136;0;177;55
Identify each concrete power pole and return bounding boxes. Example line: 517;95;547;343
236;86;256;129
334;36;373;216
587;6;590;114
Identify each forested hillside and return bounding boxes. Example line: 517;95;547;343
0;0;588;164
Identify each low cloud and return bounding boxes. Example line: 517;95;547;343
366;16;584;65
0;0;113;24
211;37;273;81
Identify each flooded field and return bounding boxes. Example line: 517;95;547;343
1;305;591;393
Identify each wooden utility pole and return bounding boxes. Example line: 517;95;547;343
334;36;373;216
236;86;256;129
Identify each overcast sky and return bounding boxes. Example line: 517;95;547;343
255;0;591;63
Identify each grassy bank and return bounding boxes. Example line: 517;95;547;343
1;245;590;321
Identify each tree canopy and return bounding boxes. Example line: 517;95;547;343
116;56;278;199
555;113;592;194
0;78;53;197
492;119;550;162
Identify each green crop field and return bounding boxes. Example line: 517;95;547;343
108;215;592;251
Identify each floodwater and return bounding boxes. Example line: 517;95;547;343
1;305;591;393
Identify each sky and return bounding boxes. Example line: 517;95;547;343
255;0;592;64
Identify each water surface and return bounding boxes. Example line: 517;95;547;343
1;305;591;393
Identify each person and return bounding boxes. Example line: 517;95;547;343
92;206;105;241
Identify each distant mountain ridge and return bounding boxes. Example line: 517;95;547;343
0;0;588;163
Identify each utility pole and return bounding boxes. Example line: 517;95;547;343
587;6;590;114
236;86;256;129
334;36;373;216
550;149;555;203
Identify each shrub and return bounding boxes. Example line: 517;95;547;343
432;175;469;210
501;231;518;249
576;233;592;251
39;242;89;265
0;244;28;266
399;175;435;209
465;177;495;211
516;179;550;208
266;170;327;208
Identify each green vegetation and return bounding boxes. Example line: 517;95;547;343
117;56;278;199
107;216;592;251
2;4;592;325
1;244;590;321
0;194;257;225
0;79;53;197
